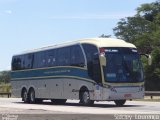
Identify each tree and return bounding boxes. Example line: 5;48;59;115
113;0;160;90
99;34;111;38
0;71;11;84
137;0;160;22
113;17;154;44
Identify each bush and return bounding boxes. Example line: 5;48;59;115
0;83;11;93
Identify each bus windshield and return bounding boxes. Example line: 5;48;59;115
104;47;143;83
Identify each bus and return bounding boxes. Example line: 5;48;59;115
11;38;145;106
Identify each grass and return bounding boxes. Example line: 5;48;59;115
133;96;160;102
0;83;11;98
0;83;11;93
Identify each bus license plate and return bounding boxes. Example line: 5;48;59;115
124;94;132;98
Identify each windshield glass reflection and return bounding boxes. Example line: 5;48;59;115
104;47;143;83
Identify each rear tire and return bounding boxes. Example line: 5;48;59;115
22;89;28;103
28;89;36;104
114;100;126;106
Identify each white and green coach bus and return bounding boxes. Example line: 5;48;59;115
11;38;145;106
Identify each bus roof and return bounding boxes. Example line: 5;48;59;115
79;38;135;48
14;38;136;56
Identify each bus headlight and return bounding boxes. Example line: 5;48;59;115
139;85;144;92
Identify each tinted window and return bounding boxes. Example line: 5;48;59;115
33;52;40;68
33;47;70;68
56;47;70;66
12;54;34;70
82;44;101;82
24;54;34;69
33;51;45;68
12;56;22;70
70;45;85;67
12;45;85;70
33;51;50;68
46;49;56;67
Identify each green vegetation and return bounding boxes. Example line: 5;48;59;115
135;96;160;102
0;71;11;93
0;83;11;93
0;71;11;84
113;0;160;91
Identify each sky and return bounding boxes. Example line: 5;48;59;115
0;0;156;71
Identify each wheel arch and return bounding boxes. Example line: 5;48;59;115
28;87;35;94
79;85;89;99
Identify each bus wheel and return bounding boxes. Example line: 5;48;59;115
22;89;28;103
28;89;36;104
114;100;126;106
51;99;67;105
80;91;94;106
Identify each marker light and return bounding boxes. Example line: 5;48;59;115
99;48;105;54
110;87;117;93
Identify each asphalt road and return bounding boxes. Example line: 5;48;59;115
0;98;160;120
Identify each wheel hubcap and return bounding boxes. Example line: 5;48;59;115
23;92;27;101
83;92;89;103
30;91;35;102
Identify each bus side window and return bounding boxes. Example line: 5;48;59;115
21;56;24;69
39;51;46;68
33;52;44;68
24;54;34;69
57;47;71;66
12;57;21;70
12;57;16;70
17;57;22;70
33;52;38;68
82;44;101;83
46;49;56;67
70;45;85;67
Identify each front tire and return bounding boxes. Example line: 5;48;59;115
80;91;94;106
28;89;36;104
22;89;28;103
114;100;126;106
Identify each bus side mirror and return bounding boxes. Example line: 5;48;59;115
140;54;152;65
100;54;106;66
148;55;152;65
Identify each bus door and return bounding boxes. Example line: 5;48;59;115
82;44;102;83
82;44;103;99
